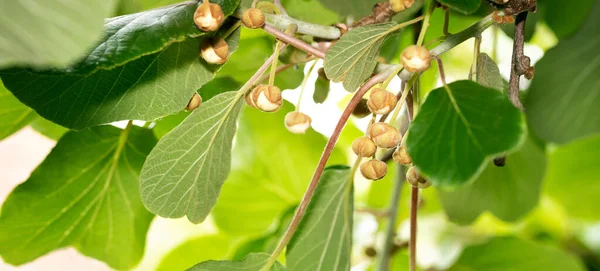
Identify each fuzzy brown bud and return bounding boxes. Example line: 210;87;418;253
360;160;388;180
185;93;203;111
194;1;225;32
369;123;402;148
368;88;397;115
200;38;229;64
393;146;412;165
352;137;377;157
250;85;282;112
241;8;265;29
390;0;415;13
401;45;431;73
406;166;431;188
285;112;312;134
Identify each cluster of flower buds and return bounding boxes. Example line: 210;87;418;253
367;88;397;115
193;0;225;32
241;8;266;29
246;84;283;112
353;121;404;180
406;166;431;188
401;45;431;73
185;93;203;111
285;112;312;134
390;0;415;13
200;38;229;64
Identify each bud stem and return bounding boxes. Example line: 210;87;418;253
268;25;296;86
296;60;318;112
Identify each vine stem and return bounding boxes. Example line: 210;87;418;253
409;186;418;271
261;71;392;271
263;24;326;59
508;12;528;111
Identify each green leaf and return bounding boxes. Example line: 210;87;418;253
0;0;116;68
140;91;244;224
0;81;36;140
406;80;526;186
544;0;595;38
30;117;69;140
437;0;481;14
0;125;156;269
438;136;546;224
449;237;585;271
187;253;285;271
324;23;395;92
72;0;240;74
471;53;504;91
313;70;330;104
526;2;600;144
317;0;379;18
283;0;340;25
544;135;600;220
212;102;346;235
157;234;236;271
286;167;353;271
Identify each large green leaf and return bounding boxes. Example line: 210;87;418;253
437;0;481;14
406;80;526;186
317;0;379;18
544;0;595;38
449;237;585;271
0;80;36;140
157;234;236;271
544;135;600;220
0;0;116;68
526;2;600;144
212;102;346;235
0;125;156;269
140;91;244;224
324;22;395;92
438;137;546;224
72;0;240;74
30;116;69;140
287;167;352;271
187;253;285;271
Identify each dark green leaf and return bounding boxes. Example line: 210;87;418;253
157;234;236;271
544;0;595;38
313;70;330;104
471;53;504;91
0;125;156;269
212;102;346;235
437;0;481;14
449;237;585;271
317;0;379;18
406;80;526;186
526;2;600;144
187;253;285;271
544;135;600;220
287;167;352;271
30;116;69;140
324;23;395;92
0;81;35;140
0;1;116;68
438;137;545;224
140;91;244;224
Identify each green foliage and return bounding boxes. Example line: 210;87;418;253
438;136;546;224
0;0;116;68
324;23;395;92
212;103;346;235
157;234;236;271
544;135;600;220
30;117;69;140
317;0;379;18
471;53;504;91
140;92;244;224
313;71;331;104
287;167;352;271
526;2;600;144
449;237;586;271
407;81;526;186
544;0;596;38
188;253;285;271
0;125;156;269
0;81;36;140
436;0;481;14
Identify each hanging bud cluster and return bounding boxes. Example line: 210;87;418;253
200;38;229;64
285;112;312;134
406;166;431;188
354;121;404;181
369;123;402;148
241;8;265;29
368;88;397;115
401;45;431;73
390;0;415;13
246;84;283;112
193;0;225;32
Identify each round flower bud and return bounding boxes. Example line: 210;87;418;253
250;85;282;112
361;160;388;180
245;91;256;108
393;146;412;165
352;137;377;157
390;0;415;13
185;93;203;111
406;166;431;188
401;45;431;73
368;88;397;115
241;8;265;29
200;38;229;64
285;112;312;134
194;1;225;32
368;123;402;148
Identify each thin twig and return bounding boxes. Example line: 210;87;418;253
409;186;418;271
508;12;528;111
443;7;450;36
378;164;405;271
263;24;326;59
432;56;447;85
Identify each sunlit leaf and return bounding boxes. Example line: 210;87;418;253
187;253;285;271
157;234;237;271
30;116;69;140
0;80;35;140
